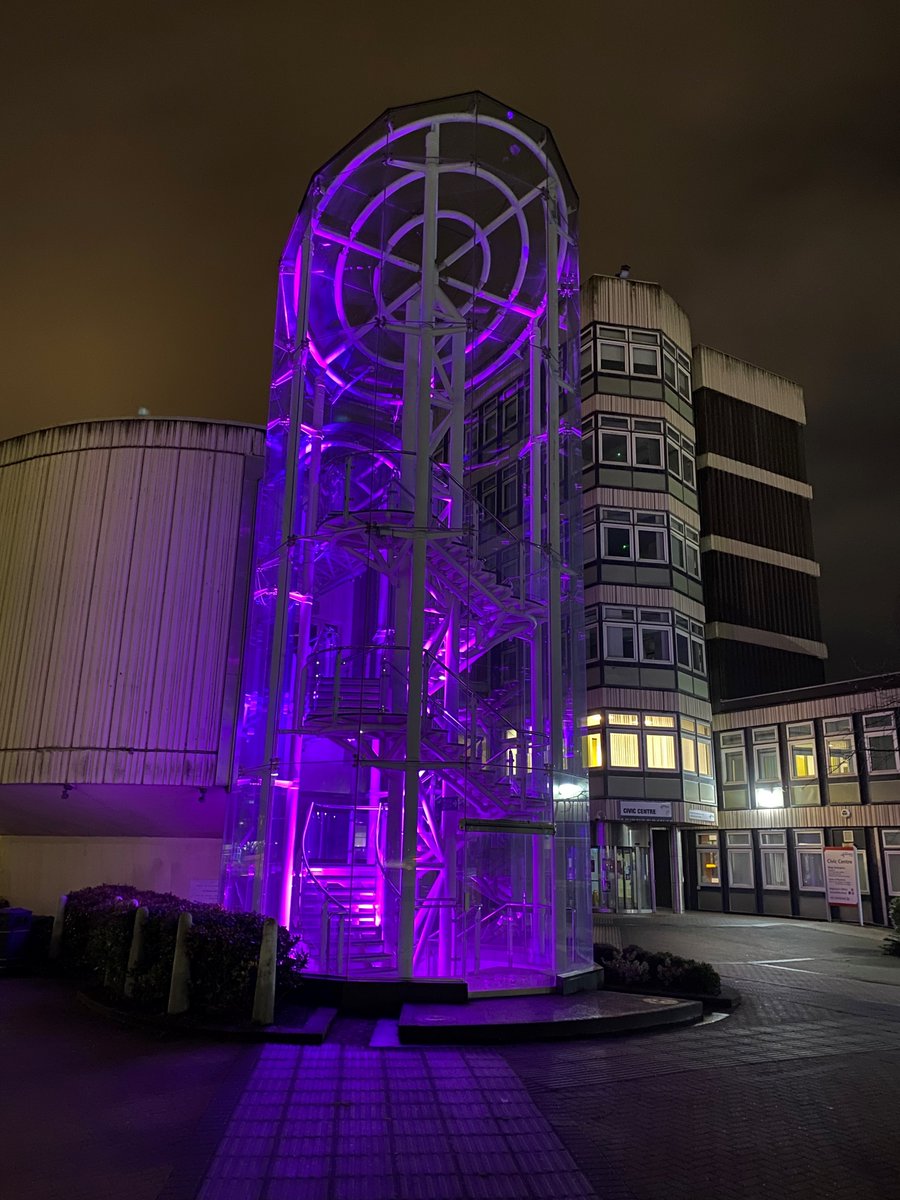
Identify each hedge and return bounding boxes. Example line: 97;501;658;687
61;884;307;1018
594;942;721;996
883;897;900;957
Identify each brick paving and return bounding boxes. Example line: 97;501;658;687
3;914;899;1200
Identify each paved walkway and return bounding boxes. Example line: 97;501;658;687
3;913;899;1200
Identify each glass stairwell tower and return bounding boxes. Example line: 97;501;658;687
222;93;593;992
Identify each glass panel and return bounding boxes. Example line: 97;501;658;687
633;435;663;467
599;342;627;372
641;627;671;663
798;851;825;889
644;714;675;728
608;713;639;725
826;735;855;775
790;743;817;779
631;346;660;376
728;849;754;888
606;625;636;659
600;432;629;463
762;850;788;889
723;749;746;784
609;731;640;768
583;733;603;768
637;527;666;561
681;735;697;774
645;734;676;770
697;849;720;886
867;734;898;772
887;852;900;896
697;739;712;777
755;747;781;782
603;525;632;558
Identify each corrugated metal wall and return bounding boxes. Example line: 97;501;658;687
0;419;263;788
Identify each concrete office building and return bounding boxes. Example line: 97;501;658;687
693;348;827;700
687;674;900;925
580;276;718;915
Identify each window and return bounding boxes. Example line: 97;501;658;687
883;831;900;896
585;606;600;663
690;621;706;674
720;731;747;784
787;723;817;780
600;429;629;463
609;730;640;768
580;329;594;380
823;717;856;775
684;527;701;579
583;732;603;768
596;416;665;471
670;518;686;572
604;621;636;661
645;732;677;770
483;402;498;443
601;607;673;665
863;712;898;773
641;624;671;663
500;465;518;512
796;831;825;890
665;429;696;491
594;326;662;378
681;718;713;779
644;714;676;728
753;728;783;806
601;511;632;558
675;615;691;669
697;833;720;886
502;389;520;431
608;712;640;725
599;508;668;563
681;725;697;774
760;831;789;890
636;512;667;563
727;832;754;888
583;514;597;564
599;340;627;373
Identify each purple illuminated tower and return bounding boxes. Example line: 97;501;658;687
222;93;593;991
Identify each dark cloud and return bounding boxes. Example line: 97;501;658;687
2;0;898;679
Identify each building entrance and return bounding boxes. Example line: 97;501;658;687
651;827;673;908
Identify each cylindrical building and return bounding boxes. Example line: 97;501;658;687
223;93;594;991
0;418;263;912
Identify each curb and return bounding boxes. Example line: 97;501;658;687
75;989;338;1044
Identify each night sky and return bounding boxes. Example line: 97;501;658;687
3;2;898;681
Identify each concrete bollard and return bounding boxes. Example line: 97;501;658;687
252;917;278;1026
167;911;193;1015
48;894;68;961
124;906;149;999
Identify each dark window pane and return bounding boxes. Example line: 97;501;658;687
634;435;662;467
604;526;632;558
601;432;629;463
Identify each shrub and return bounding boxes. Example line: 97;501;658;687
594;942;721;996
883;897;900;957
61;884;307;1018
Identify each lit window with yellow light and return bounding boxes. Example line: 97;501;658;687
609;731;640;768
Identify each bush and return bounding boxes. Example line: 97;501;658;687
61;884;307;1018
594;941;721;996
883;897;900;957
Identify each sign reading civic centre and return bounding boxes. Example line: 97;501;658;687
824;846;860;907
618;801;672;820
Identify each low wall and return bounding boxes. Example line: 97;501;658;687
0;836;222;915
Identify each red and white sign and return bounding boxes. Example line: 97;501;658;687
824;846;860;907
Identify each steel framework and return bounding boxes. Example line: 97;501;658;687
222;93;593;989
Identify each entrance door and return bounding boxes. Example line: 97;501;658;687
616;846;637;910
459;826;554;987
652;828;673;908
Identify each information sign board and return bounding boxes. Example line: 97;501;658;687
823;847;860;907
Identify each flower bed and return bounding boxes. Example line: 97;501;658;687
594;942;721;997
